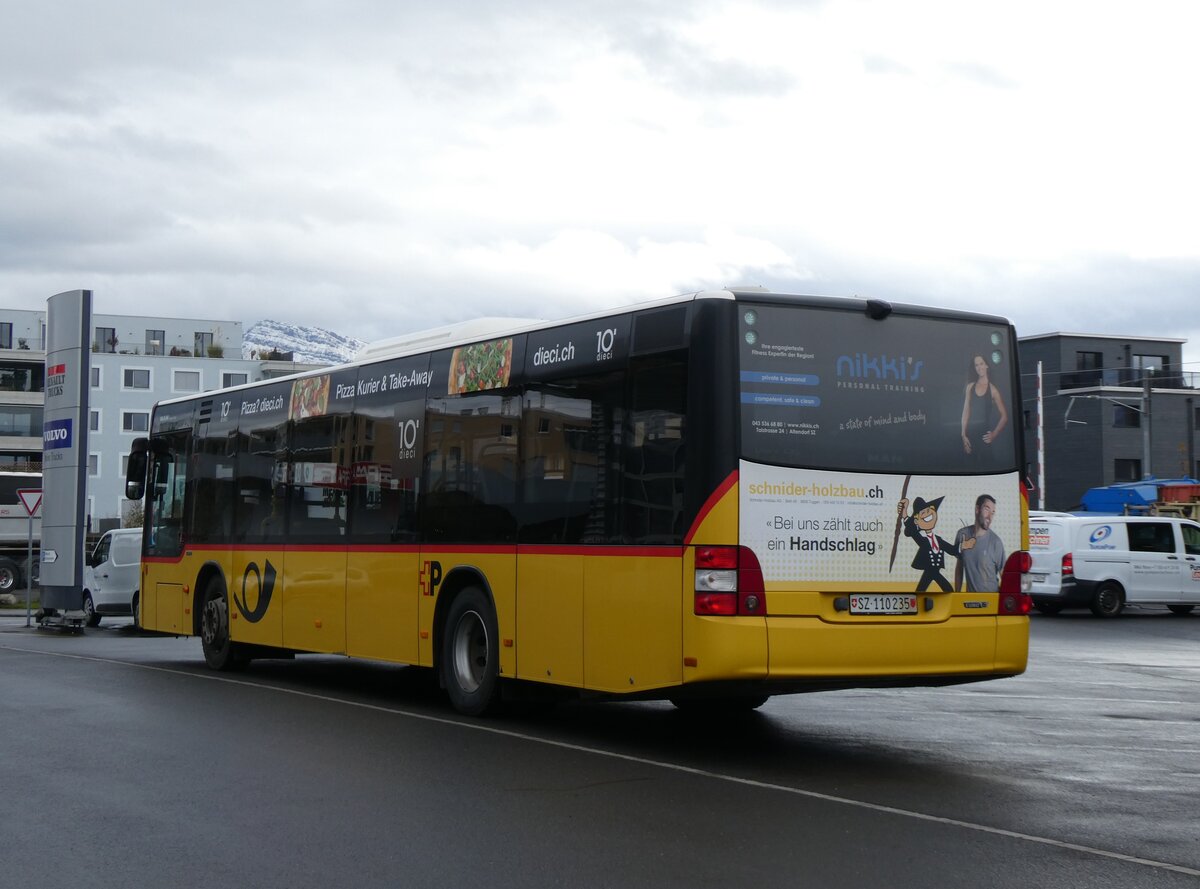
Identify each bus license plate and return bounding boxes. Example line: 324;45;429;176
849;594;918;615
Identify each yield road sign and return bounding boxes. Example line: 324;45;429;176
17;488;42;516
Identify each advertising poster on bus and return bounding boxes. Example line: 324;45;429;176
737;302;1021;592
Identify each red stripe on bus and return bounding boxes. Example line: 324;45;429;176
147;543;685;559
516;545;684;558
683;470;739;545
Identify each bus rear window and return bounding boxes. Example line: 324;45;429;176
738;303;1017;475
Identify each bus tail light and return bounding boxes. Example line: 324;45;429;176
998;551;1033;615
694;546;766;616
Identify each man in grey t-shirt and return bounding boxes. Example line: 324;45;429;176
954;494;1006;593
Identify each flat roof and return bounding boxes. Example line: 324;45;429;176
1019;331;1187;345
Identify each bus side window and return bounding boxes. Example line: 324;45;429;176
623;354;686;545
421;393;518;543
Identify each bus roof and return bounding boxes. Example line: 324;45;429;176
152;288;1014;408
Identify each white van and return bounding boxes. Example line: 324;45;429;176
82;528;142;627
1028;512;1200;617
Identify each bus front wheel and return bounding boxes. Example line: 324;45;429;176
200;576;248;671
441;586;500;716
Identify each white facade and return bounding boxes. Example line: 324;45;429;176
0;306;325;532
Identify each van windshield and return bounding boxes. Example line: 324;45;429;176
738;302;1019;475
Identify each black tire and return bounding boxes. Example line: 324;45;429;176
83;592;101;627
0;557;21;594
200;575;248;671
1166;604;1195;616
1034;602;1064;615
440;586;501;716
671;695;770;714
1090;582;1125;618
131;592;140;629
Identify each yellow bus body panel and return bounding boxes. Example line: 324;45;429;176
516;555;584;687
282;548;347;655
582;552;682;693
347;549;419;664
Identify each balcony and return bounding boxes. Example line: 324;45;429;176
1058;369;1200;391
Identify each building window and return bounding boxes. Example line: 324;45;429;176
88;453;100;477
1113;404;1141;428
146;329;166;355
0;323;11;349
1114;458;1142;481
91;366;102;388
1132;354;1165;373
122;411;150;433
221;372;248;388
174;370;201;393
96;326;118;353
122;368;151;389
0;362;41;392
1076;351;1103;370
0;406;44;436
90;410;101;433
121;455;130;476
195;331;213;356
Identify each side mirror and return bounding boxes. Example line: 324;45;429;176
126;438;149;500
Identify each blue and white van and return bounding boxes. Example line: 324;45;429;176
1028;512;1200;617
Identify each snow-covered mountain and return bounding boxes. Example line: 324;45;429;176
242;320;365;365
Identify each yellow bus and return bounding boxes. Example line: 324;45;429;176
125;289;1031;714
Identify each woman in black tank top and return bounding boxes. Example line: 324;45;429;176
961;354;1008;458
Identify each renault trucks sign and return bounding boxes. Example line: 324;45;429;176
40;290;91;608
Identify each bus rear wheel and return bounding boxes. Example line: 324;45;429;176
200;576;248;671
441;586;500;716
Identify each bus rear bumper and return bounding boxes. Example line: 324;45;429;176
765;615;1029;679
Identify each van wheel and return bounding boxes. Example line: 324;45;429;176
440;586;500;716
131;592;140;629
1090;582;1125;618
200;576;248;671
1034;602;1063;615
1166;604;1194;616
83;592;101;627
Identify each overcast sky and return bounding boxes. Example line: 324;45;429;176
3;1;1198;366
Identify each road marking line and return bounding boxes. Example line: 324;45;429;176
4;642;1199;879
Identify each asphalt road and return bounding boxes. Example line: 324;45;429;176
1;608;1197;889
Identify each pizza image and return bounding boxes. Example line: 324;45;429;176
290;375;330;420
448;338;513;394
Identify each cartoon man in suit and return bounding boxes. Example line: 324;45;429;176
898;495;975;592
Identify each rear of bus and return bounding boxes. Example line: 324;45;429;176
689;294;1030;693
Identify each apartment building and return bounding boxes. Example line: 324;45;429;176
1;307;323;532
1018;332;1200;511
